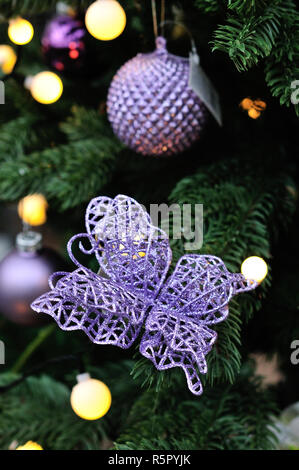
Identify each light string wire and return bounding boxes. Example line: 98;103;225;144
0;348;90;394
159;19;198;55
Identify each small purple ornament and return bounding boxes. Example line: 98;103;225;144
42;15;87;74
31;195;258;395
0;232;67;326
107;37;208;157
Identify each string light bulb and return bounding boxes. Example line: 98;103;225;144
25;71;63;104
241;256;268;284
253;100;267;112
85;0;126;41
240;98;253;111
70;373;112;420
240;97;266;119
8;17;34;46
0;45;17;75
248;108;260;119
16;441;43;450
18;194;48;226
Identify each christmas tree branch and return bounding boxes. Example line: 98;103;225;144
0;0;58;17
264;5;299;115
0;107;122;209
211;7;281;71
117;364;278;450
193;0;299;113
10;324;56;374
0;372;107;449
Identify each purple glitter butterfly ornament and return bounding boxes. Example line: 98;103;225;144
107;37;209;157
31;195;258;396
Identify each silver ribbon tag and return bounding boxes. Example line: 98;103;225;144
189;51;222;127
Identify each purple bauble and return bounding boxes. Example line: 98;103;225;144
0;232;68;326
42;15;87;74
107;37;208;157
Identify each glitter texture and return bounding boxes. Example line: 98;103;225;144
31;195;258;395
107;37;208;157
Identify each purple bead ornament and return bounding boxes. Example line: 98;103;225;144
31;195;258;395
107;37;208;157
42;15;87;74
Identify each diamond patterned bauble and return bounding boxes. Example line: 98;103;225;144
107;37;209;157
42;15;88;75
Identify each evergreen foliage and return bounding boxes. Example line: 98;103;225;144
195;0;299;115
116;364;278;450
0;104;121;209
0;0;297;451
0;361;139;450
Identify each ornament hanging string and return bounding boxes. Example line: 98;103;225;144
151;0;158;38
150;0;197;55
151;0;166;38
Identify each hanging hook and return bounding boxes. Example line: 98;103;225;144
151;0;158;38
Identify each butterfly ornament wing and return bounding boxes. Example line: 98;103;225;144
140;255;258;394
31;195;172;348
